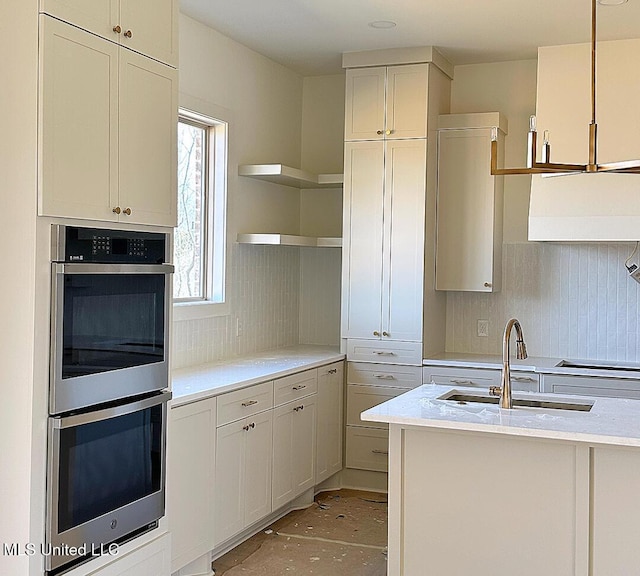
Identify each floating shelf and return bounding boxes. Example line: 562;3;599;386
238;164;343;189
237;234;342;247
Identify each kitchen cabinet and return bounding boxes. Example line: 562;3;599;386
168;398;216;573
40;0;178;67
423;365;540;393
342;139;426;342
214;385;274;546
272;394;317;510
315;362;344;484
541;373;640;399
344;64;428;141
87;534;171;576
345;362;421;471
435;113;506;292
38;16;177;227
214;411;273;546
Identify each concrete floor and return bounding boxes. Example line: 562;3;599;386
212;489;388;575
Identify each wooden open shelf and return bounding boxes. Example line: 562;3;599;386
238;164;343;189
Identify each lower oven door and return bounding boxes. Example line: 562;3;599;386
46;391;170;573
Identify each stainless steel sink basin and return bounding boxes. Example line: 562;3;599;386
438;391;594;412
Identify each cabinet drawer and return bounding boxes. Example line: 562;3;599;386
347;385;410;429
347;339;422;365
274;369;318;407
345;426;389;472
318;361;344;378
348;362;421;388
542;374;640;399
217;381;274;426
423;366;539;393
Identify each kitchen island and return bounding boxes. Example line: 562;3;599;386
362;384;640;576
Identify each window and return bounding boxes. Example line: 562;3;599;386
174;110;227;313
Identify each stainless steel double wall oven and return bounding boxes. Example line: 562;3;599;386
46;226;173;574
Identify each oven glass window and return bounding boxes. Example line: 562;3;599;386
62;274;165;379
57;404;163;532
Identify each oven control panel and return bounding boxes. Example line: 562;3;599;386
54;226;167;263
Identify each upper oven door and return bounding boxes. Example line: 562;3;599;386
50;263;174;415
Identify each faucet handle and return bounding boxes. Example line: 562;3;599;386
488;386;502;397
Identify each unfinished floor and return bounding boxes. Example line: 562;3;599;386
212;489;388;575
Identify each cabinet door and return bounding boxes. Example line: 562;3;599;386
436;128;502;292
120;0;178;67
39;16;119;221
243;410;273;527
342;141;385;339
316;363;344;484
168;399;216;573
382;140;426;341
40;0;118;44
272;396;317;510
386;64;428;139
214;419;245;546
118;49;177;227
344;67;386;141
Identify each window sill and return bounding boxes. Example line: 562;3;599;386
173;300;230;322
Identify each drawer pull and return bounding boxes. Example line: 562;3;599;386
243;422;256;431
241;400;258;407
372;351;395;356
373;374;396;380
328;369;337;374
371;449;389;455
293;405;305;412
513;376;535;382
451;379;474;385
293;385;307;391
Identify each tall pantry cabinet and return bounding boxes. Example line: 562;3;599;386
341;50;452;475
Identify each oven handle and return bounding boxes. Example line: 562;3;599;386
54;263;174;275
52;391;172;429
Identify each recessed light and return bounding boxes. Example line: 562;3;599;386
597;0;628;5
368;20;397;29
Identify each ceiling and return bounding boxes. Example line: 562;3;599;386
179;0;640;76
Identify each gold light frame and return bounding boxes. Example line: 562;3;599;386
490;0;640;175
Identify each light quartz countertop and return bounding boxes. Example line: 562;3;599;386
361;384;640;448
171;345;344;407
423;352;640;380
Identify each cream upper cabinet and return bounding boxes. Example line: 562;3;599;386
435;113;506;292
39;16;177;227
315;362;344;484
342;139;426;341
40;0;178;67
344;64;428;141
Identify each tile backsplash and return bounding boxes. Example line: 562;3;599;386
447;242;640;362
172;243;301;369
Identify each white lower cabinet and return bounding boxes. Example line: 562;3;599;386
272;394;317;510
214;410;273;546
541;373;640;399
168;398;216;573
315;362;344;484
89;534;171;576
423;364;540;393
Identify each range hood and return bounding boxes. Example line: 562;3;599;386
528;38;640;241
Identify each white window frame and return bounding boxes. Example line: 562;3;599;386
173;96;230;321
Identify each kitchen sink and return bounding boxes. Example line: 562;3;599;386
438;391;594;412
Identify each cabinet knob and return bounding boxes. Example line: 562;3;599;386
382;331;389;337
373;331;380;336
484;282;492;288
376;130;383;135
385;129;392;135
112;25;122;34
124;29;133;38
112;206;121;214
122;207;132;216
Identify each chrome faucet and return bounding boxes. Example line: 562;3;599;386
489;318;528;409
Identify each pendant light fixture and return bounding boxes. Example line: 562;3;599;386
490;0;640;175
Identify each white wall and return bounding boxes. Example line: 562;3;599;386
0;2;38;575
450;60;537;243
